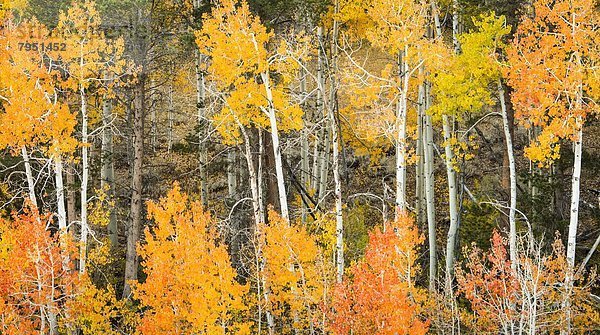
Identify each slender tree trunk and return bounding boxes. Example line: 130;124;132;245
565;120;583;334
258;130;266;224
21;146;37;207
66;162;76;228
241;127;263;227
395;48;409;216
54;154;71;273
101;88;117;249
423;109;437;291
499;80;517;266
167;83;174;153
443;114;459;288
238;124;274;334
79;86;89;273
330;0;344;283
415;103;425;227
300;62;310;224
260;71;290;221
311;26;326;194
123;76;145;299
264;133;280;212
55;156;68;232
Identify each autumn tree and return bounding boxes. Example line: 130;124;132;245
0;18;78;244
135;184;250;335
456;231;600;334
505;0;599;329
255;209;333;333
430;13;512;284
195;0;304;223
0;209;78;335
53;0;128;273
330;215;429;335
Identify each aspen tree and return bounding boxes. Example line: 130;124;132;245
506;0;599;330
54;0;127;273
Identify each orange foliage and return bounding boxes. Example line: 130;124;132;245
135;184;250;334
0;209;77;334
329;215;429;335
456;231;600;334
505;0;599;164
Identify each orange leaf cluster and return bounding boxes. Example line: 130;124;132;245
330;215;429;335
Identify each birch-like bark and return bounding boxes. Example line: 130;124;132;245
443;115;459;286
66;163;76;229
565;120;583;334
79;86;89;273
415;96;425;227
395;48;409;216
499;80;517;266
21;147;37;207
260;71;289;221
238;124;274;333
167;83;174;153
54;154;71;274
330;0;344;283
423;107;437;291
54;155;67;232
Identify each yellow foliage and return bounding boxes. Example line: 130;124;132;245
195;0;304;145
258;209;334;332
0;18;78;156
430;13;511;119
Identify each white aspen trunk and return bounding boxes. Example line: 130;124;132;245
318;126;330;202
452;0;461;53
79;86;89;274
330;0;344;283
415;85;425;227
54;156;67;231
499;80;517;266
54;154;70;273
227;149;237;198
395;48;409;217
565;121;583;334
21;146;37;207
423;113;437;292
443;115;459;287
167;83;174;153
332;111;344;282
240;126;263;227
258;130;265;223
260;71;289;221
101;84;117;248
195;53;208;206
238;124;274;334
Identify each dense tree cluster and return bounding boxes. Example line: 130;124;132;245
0;0;599;333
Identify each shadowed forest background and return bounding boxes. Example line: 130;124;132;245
0;0;599;334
